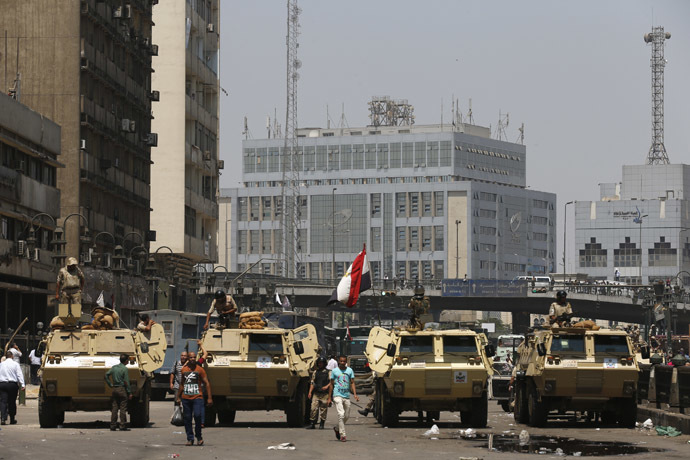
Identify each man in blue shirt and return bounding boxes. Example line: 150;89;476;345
328;355;359;442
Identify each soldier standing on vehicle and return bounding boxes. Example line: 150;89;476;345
548;290;573;326
203;290;238;330
408;286;430;330
105;354;132;431
328;355;359;442
56;257;85;307
306;357;330;430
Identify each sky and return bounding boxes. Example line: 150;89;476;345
218;0;690;272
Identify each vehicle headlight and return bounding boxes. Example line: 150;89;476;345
472;380;483;395
46;380;58;395
393;381;404;395
623;381;635;395
544;380;556;394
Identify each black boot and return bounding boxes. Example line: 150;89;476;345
305;421;316;429
319;420;325;429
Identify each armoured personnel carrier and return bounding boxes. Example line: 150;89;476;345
199;323;319;427
365;326;495;427
38;306;166;428
512;326;639;427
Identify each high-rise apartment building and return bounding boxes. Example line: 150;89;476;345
150;0;220;267
0;0;156;260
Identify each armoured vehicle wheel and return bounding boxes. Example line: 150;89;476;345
205;405;217;427
130;386;150;428
38;389;59;428
218;409;236;425
426;411;440;423
500;401;511;412
286;379;307;427
617;397;637;428
150;388;168;401
470;392;488;428
513;383;528;423
57;411;65;425
527;386;547;427
380;385;399;427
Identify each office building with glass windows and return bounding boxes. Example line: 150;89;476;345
575;163;690;285
219;122;556;283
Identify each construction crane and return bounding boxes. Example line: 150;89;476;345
280;0;302;278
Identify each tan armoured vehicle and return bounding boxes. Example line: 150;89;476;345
38;313;166;428
199;324;320;427
512;326;639;428
365;326;495;427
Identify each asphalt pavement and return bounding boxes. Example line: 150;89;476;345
0;397;688;459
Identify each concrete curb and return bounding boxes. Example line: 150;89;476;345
638;405;690;434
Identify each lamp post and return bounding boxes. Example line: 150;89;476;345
635;213;648;284
332;187;337;281
60;212;91;258
455;219;461;278
563;201;575;288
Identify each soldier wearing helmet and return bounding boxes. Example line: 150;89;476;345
56;256;85;306
203;289;238;330
548;290;573;326
408;285;430;330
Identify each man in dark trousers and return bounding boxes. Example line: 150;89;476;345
306;357;330;429
0;351;25;424
105;354;132;431
175;351;212;446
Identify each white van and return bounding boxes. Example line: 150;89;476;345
512;275;552;291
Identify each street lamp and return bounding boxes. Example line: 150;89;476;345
455;219;461;278
634;213;649;284
563;201;575;288
332;187;337;281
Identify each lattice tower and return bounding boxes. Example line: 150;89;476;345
644;26;671;165
280;0;302;277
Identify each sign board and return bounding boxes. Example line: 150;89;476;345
481;322;496;333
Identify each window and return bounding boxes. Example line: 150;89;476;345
377;144;388;168
371;194;381;217
549;335;585;353
249;230;259;253
434;226;444;251
533;199;549;209
255;148;267;173
649;237;677;267
371;227;381;252
250;197;259;221
340;145;352;169
365;143;377;169
409;226;419;251
389;143;401;168
400;336;433;354
533;232;548;242
248;334;283;353
422;226;432;251
402;142;413;168
480;226;496;236
479;209;497;219
184;206;196;237
316;146;327;170
238;230;247;254
396;227;406;252
262;197;272;220
443;336;478;354
440;141;452;167
303;146;315;170
481;243;496;253
261;230;272;253
594;335;630;354
532;216;548;225
414;142;426;166
396;192;406;217
352;144;364;169
410;192;419;216
581;238;608;267
479;192;497;202
434;191;444;216
422;192;432;217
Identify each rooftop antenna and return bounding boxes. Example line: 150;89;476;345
273;108;282;138
644;26;671;165
495;110;509;140
7;36;20;101
516;122;525;145
266;115;271;138
242;116;251;139
467;98;474;125
339;103;349;129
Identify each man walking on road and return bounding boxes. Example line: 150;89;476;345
328;355;359;442
306;357;330;429
105;354;132;431
29;348;42;384
175;351;212;446
170;351;188;395
0;351;25;425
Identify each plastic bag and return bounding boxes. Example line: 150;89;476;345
655;426;681;437
423;424;440;437
170;404;184;426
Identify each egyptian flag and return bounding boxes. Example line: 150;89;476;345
327;244;371;308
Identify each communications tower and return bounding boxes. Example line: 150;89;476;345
644;26;671;165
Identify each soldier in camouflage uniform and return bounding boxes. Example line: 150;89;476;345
408;286;430;330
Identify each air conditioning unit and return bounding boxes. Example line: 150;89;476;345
80;57;89;70
101;253;111;268
16;240;26;257
123;5;132;18
149;44;158;56
129;120;136;132
203;151;212;161
145;133;158;147
206;23;214;33
121;118;131;132
33;248;41;262
217;160;225;170
16;160;25;172
148;90;160;101
80;139;86;150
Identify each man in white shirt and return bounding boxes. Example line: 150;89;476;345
9;343;21;363
0;351;26;425
29;348;42;384
326;355;338;371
